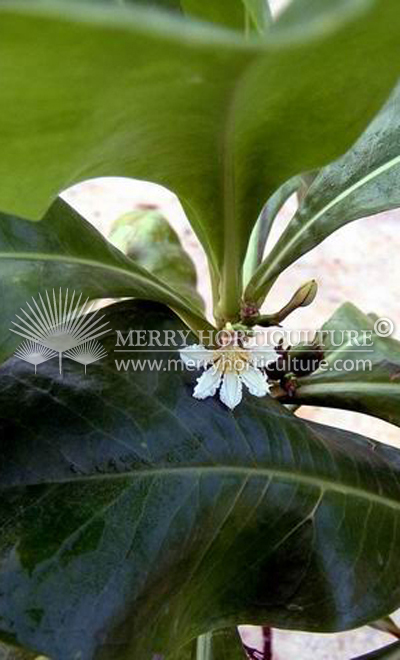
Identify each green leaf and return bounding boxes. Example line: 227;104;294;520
108;206;205;312
278;303;400;427
1;1;400;319
80;0;183;7
242;175;303;288
126;0;182;8
181;0;270;34
107;0;271;34
3;301;400;658
109;0;271;33
245;83;400;302
352;641;400;660
243;0;272;33
0;198;212;363
272;0;371;35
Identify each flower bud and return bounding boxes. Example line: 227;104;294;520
257;280;318;327
290;279;318;309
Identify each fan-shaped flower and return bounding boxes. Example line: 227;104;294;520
180;340;276;410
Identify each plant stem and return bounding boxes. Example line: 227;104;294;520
242;207;269;288
243;627;272;660
262;627;272;660
196;633;213;660
218;259;243;325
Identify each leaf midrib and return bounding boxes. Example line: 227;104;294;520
4;464;400;512
0;250;202;317
298;382;400;396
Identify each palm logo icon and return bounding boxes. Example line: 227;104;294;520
14;340;57;374
11;289;110;374
65;339;108;375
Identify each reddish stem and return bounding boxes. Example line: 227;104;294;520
243;627;272;660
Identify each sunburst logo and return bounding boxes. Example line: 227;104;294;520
10;289;110;375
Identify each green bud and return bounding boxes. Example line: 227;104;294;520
257;280;318;327
291;279;318;308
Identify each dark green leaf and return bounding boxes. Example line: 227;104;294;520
1;1;400;318
0;198;212;363
246;83;400;302
3;301;400;658
278;303;400;428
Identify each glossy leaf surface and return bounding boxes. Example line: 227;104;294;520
280;303;400;427
0;199;211;363
2;302;400;658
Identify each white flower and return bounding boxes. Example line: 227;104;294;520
180;341;276;410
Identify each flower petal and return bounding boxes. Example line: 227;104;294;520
180;344;213;369
240;364;269;397
249;346;277;368
193;365;222;400
219;371;242;410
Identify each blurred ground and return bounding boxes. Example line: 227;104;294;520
61;0;400;657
